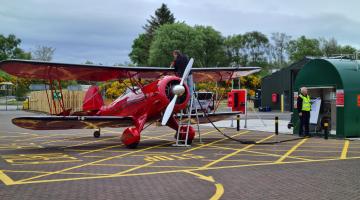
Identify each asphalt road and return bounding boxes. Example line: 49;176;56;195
0;111;359;200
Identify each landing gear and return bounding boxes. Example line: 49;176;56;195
121;127;141;149
93;130;101;138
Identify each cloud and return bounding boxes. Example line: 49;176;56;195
1;0;359;64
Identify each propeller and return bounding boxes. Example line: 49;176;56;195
161;58;194;125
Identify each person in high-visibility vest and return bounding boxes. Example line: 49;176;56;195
297;87;311;137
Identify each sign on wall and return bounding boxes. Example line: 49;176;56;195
336;89;344;107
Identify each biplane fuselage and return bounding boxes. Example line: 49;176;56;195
97;75;191;147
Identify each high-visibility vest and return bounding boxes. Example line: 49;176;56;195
299;94;311;111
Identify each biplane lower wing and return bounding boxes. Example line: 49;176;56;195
12;116;134;130
176;111;241;124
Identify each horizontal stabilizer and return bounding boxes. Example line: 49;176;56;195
12;116;133;130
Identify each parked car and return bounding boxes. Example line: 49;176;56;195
191;92;215;113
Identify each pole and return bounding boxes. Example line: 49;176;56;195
281;94;284;113
324;122;329;140
244;91;247;128
275;116;279;135
236;114;240;131
5;85;8;111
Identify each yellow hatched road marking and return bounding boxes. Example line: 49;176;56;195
200;134;274;169
275;138;308;163
183;130;250;153
115;162;154;175
340;140;350;159
8;156;360;185
16;141;174;183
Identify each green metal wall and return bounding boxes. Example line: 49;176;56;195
294;59;360;137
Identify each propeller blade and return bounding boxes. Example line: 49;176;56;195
180;58;194;86
161;95;178;125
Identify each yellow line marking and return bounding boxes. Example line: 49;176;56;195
275;138;308;163
203;156;360;171
60;137;117;149
41;135;89;145
202;159;270;163
183;130;250;153
16;141;174;183
0;170;15;185
115;162;154;175
200;134;274;169
184;170;215;182
210;146;313;161
2;169;112;176
13;129;217;184
210;183;224;200
341;140;350;159
243;150;313;161
91;163;199;169
15;134;63;142
79;144;123;155
9;156;360;185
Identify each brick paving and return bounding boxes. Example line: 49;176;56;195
0;111;359;200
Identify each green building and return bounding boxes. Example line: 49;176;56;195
293;58;360;137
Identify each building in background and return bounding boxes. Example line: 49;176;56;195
261;58;311;111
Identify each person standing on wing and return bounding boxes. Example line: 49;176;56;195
170;50;194;95
297;87;311;137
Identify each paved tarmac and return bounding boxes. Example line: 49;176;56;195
1;111;360;200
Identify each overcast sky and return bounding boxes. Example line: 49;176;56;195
1;0;360;65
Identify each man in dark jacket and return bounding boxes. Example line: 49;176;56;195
297;87;311;137
170;50;193;93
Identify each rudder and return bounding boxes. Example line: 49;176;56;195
83;85;104;112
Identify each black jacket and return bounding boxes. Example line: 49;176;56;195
173;54;190;76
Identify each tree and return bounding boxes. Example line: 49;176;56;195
129;3;175;65
148;23;204;67
270;32;291;67
242;31;270;65
194;26;226;67
129;33;152;65
223;34;248;66
340;45;357;55
143;3;175;36
0;34;31;61
287;36;322;62
32;45;55;61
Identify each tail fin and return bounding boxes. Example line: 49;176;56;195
83;86;104;112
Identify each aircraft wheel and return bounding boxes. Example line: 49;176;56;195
126;142;139;149
93;130;101;138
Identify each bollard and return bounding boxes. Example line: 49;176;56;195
324;122;329;140
236;114;240;131
275;116;279;135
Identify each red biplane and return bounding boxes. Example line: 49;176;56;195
0;59;260;148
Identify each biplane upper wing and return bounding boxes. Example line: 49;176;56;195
0;59;260;82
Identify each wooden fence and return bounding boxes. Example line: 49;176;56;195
29;90;85;114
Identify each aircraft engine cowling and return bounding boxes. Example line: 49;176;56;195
157;76;190;112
